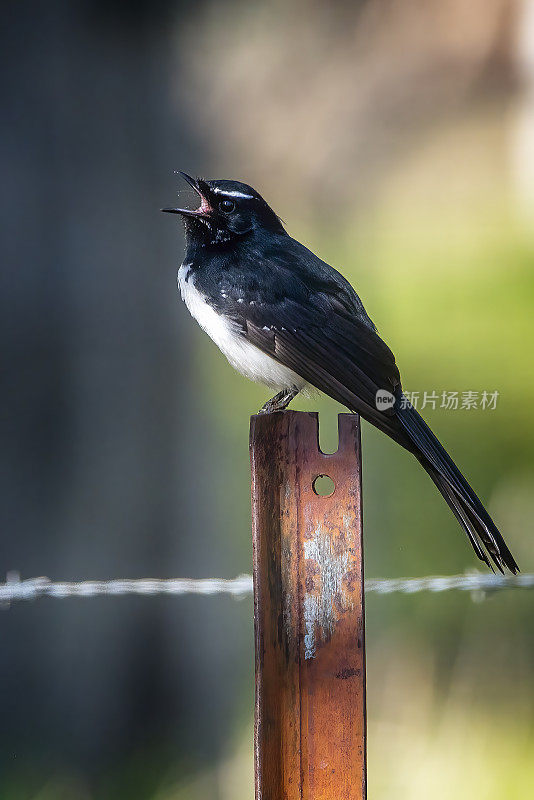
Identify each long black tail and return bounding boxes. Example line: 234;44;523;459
394;395;519;574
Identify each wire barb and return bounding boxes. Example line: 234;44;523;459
0;572;532;609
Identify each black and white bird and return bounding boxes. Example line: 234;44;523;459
162;173;518;574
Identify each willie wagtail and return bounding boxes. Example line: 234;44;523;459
162;173;519;574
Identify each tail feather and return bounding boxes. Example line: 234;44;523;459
425;465;494;572
395;397;519;574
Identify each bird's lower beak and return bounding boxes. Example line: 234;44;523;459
161;171;212;218
161;206;203;217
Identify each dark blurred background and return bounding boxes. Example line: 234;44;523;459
1;1;534;798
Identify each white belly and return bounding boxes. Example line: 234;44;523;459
178;264;306;391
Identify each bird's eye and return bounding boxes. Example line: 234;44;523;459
219;198;235;213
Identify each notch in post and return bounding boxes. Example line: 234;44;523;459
250;411;366;800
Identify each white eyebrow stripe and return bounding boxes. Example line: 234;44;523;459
211;188;255;199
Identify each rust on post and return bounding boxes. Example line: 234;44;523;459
250;410;366;800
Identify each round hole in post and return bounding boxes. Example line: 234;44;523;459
312;474;335;497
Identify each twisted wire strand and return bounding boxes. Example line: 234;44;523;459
1;572;533;608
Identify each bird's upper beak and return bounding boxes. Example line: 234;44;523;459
161;172;212;218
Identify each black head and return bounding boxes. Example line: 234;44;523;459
162;173;284;245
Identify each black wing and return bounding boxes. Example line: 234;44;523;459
220;279;408;444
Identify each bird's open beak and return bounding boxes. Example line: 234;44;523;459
161;172;211;218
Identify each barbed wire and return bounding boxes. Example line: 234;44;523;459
0;572;254;608
366;572;534;595
1;571;532;609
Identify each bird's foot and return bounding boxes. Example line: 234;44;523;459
258;388;299;414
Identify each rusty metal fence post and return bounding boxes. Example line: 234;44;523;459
250;411;366;800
